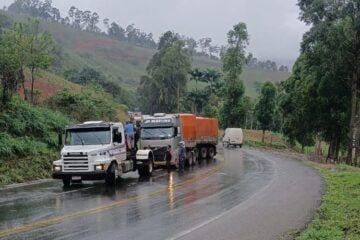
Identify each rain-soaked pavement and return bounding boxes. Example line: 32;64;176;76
0;147;322;240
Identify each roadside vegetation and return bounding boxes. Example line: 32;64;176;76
296;164;360;240
0;98;70;186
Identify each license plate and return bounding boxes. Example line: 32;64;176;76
71;176;81;181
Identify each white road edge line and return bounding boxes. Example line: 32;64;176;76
166;152;278;240
0;179;53;191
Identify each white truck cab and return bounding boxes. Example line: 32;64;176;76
53;121;153;186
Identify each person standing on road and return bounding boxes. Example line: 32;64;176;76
165;145;172;173
178;141;186;173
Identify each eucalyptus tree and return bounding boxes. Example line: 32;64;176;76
25;19;53;104
219;22;248;128
255;81;277;143
138;31;191;113
279;56;317;152
298;0;360;162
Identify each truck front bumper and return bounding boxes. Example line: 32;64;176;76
52;171;106;180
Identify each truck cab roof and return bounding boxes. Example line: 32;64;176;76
65;122;123;130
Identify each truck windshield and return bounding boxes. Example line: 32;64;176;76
65;127;111;145
141;127;174;140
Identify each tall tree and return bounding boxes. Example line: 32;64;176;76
279;56;316;151
255;81;277;143
298;0;359;162
108;22;125;41
138;31;191;113
0;26;20;106
25;19;53;103
219;22;249;128
185;37;197;56
198;37;211;56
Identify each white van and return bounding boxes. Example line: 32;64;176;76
222;128;243;148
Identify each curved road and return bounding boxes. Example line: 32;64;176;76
0;148;322;240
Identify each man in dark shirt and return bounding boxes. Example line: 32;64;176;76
165;145;172;173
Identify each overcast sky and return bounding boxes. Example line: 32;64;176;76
2;0;308;66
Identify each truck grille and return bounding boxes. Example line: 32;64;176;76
63;153;89;172
153;147;167;162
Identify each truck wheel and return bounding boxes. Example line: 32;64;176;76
192;152;197;165
105;163;117;186
239;144;243;148
200;147;207;159
62;179;71;187
208;147;216;158
138;160;153;177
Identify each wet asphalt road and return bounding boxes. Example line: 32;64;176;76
0;148;322;240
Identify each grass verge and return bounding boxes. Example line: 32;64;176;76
295;163;360;240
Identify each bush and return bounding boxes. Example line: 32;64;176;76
48;89;118;122
0;97;71;185
0;98;69;157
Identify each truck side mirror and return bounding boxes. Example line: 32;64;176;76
113;129;122;143
58;130;63;148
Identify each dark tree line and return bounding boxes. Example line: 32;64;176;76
246;53;289;72
6;0;157;49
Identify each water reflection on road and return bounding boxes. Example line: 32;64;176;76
0;148;274;240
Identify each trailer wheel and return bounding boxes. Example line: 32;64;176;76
208;147;216;158
62;178;70;187
105;163;117;186
200;147;207;159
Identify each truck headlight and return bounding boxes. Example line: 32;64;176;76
94;164;104;171
53;165;62;171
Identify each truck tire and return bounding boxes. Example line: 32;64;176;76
62;178;71;187
191;151;197;165
105;163;117;186
138;159;153;178
208;147;216;158
200;147;207;159
239;144;243;148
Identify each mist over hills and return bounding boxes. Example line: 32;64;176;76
2;0;290;103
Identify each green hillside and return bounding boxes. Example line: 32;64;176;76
39;18;289;97
4;10;289;98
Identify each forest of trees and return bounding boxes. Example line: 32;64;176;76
3;0;359;166
279;0;360;164
136;0;360;166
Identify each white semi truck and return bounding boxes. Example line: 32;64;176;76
52;121;154;186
